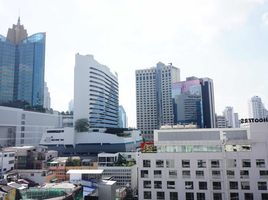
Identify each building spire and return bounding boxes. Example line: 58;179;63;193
17;16;21;25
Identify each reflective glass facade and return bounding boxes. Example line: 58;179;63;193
172;79;204;127
0;36;15;103
0;24;45;106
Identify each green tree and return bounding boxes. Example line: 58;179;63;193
75;118;89;132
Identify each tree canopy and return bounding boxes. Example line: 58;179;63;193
75;118;89;132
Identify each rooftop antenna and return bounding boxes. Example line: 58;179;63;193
17;9;21;25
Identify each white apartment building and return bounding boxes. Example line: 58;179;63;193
136;62;180;141
0;151;15;176
138;123;268;200
249;96;268;118
215;115;227;128
0;106;61;147
74;54;119;128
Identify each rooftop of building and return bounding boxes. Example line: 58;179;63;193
67;169;103;174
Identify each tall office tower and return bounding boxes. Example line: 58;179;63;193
68;99;74;113
249;96;267;118
215;115;227;128
74;54;119;128
119;105;127;128
43;82;51;110
136;62;180;141
234;112;240;128
0;18;45;106
200;78;216;128
172;77;203;127
223;106;235;128
172;77;216;128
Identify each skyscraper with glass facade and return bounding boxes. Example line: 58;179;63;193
172;76;216;128
0;18;45;106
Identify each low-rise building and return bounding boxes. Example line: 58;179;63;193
98;152;138;190
67;169;116;200
138;122;268;200
4;146;57;169
48;157;98;182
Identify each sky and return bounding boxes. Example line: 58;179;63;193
0;0;268;127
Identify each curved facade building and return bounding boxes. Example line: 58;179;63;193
0;18;45;106
74;54;119;128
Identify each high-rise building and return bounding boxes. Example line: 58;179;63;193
119;105;127;128
0;18;45;107
200;78;216;128
223;106;235;128
223;107;240;128
43;82;51;110
136;62;180;141
249;96;267;118
74;54;119;128
68;99;74;113
234;112;240;128
215;115;227;128
172;77;216;128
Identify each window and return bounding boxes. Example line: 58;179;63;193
167;181;175;189
257;159;266;168
213;193;222;200
230;193;239;200
244;193;253;200
143;181;151;188
182;170;191;178
229;181;238;190
141;170;149;178
154;170;162;178
170;192;178;200
166;159;175;168
227;170;235;178
186;192;194;200
213;182;221;190
196;170;204;178
260;170;268;178
240;170;249;178
211;160;220;168
144;191;151;199
197;160;206;168
227;159;237;168
143;160;151;168
182;160;190;168
262;193;268;200
199;182;207;190
197;193;206;200
258;182;267;190
8;160;14;164
156;160;164;168
212;170;221;178
157;192;165;200
169;170;177;178
154;181;162;189
241;181;250;190
242;159;251;168
185;181;194;189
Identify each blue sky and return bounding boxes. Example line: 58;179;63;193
0;0;267;127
